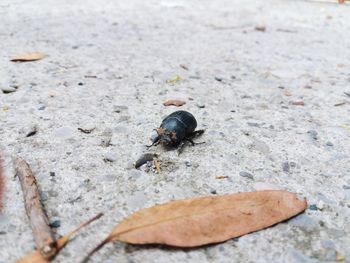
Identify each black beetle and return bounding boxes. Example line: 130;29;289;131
148;110;204;151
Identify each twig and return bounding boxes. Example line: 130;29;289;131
15;158;55;250
16;213;104;262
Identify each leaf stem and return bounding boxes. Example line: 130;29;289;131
81;236;111;263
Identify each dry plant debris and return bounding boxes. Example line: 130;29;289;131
15;157;103;262
17;213;103;263
163;100;186;107
11;52;47;62
82;190;307;262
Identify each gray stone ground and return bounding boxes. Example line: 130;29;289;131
0;0;350;262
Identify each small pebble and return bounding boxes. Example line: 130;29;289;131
185;161;192;167
196;102;205;108
104;152;117;162
49;220;61;228
309;204;317;211
1;87;16;94
326;141;333;147
214;76;223;82
210;189;217;195
25;125;37;137
239;171;254;179
37;104;46;110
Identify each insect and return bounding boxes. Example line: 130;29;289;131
148;110;204;152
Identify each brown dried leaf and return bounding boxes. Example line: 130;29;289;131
163;100;186;107
17;213;103;263
11;52;47;62
83;191;306;262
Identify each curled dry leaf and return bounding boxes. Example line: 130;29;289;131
17;213;103;263
83;190;306;262
163;100;186;107
11;52;47;62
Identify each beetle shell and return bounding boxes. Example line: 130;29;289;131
156;110;197;146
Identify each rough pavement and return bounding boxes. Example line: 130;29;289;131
0;0;349;262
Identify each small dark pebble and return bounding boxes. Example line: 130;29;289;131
210;189;217;195
0;231;6;235
239;171;254;179
307;130;318;140
309;204;318;211
26;130;37;137
326;141;333;147
38;105;46;110
1;87;17;94
214;76;223;82
49;220;61;228
278;86;285;89
78;82;84;86
50;172;55;177
342;185;350;190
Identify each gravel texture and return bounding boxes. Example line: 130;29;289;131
1;0;350;262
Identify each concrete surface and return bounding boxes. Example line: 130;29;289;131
1;0;350;262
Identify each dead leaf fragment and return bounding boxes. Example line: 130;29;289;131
83;191;306;262
163;100;186;107
11;52;47;62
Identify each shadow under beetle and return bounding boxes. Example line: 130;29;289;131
148;110;204;152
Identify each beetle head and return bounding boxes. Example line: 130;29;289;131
157;128;177;146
